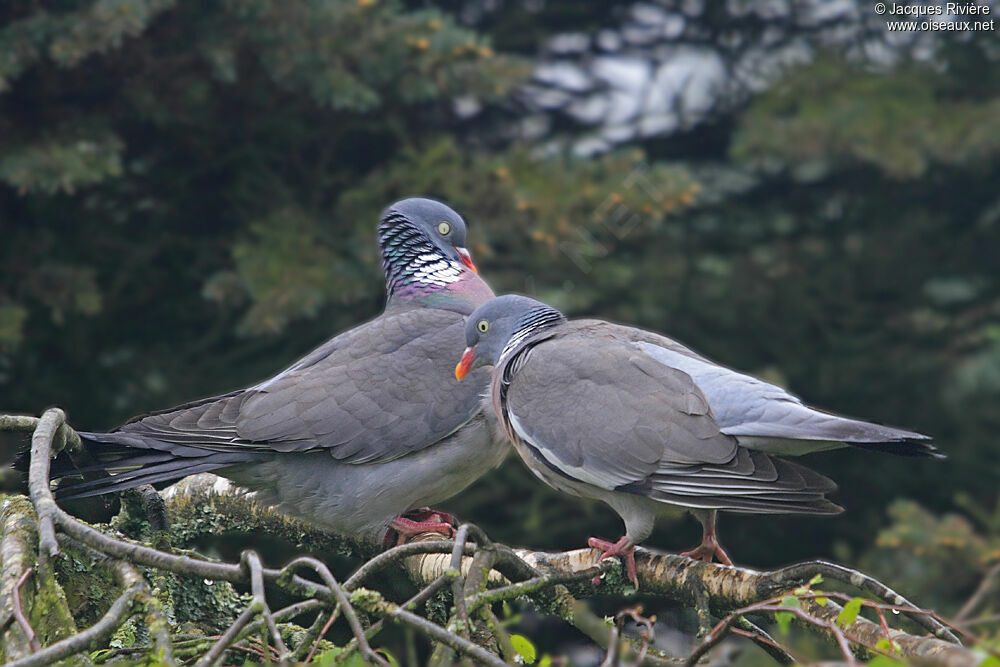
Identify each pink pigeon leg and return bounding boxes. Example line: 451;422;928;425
383;507;458;547
588;535;638;588
680;510;734;565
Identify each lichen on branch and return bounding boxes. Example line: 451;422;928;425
0;410;994;666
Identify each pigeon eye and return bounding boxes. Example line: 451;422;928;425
477;320;489;333
437;222;451;235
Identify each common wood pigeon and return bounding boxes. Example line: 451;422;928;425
60;198;507;545
456;295;940;585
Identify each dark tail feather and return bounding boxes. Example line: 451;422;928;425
57;460;241;500
849;439;945;459
28;432;266;500
55;456;213;496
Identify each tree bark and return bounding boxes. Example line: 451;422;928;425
0;411;992;666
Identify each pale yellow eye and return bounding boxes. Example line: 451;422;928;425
437;221;451;235
477;320;489;333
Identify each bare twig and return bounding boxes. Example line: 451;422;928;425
334;574;453;664
599;618;622;667
281;556;386;666
302;609;337;664
732;617;794;665
236;600;327;660
619;606;656;664
51;504;341;601
410;544;982;665
481;605;517;662
450;524;473;640
348;588;507;667
263;599;325;630
194;605;258;667
5;571;144;667
6;409;988;667
2;492;74;661
401;573;452;614
957;612;1000;628
11;568;40;652
467;564;603;611
27;408;66;560
557;595;683;666
241;550;291;664
50;503;504;665
955;562;1000;622
797;596;984;666
464;545;505;663
765;560;960;643
52;534;177;666
685;602;858;667
0;415;44;432
112;559;177;666
343;540;475;591
0;414;82;451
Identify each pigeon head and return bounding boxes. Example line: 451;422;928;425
456;295;565;380
378;198;479;298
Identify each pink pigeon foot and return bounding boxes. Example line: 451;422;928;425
680;533;734;566
404;507;459;528
588;536;638;588
384;507;458;547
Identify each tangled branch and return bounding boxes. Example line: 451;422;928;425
0;409;994;665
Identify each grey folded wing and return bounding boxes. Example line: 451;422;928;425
502;335;840;514
91;307;490;465
575;320;937;458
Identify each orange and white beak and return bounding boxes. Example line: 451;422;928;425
455;346;475;381
457;247;478;274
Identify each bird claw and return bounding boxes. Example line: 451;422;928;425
588;536;639;589
680;535;734;566
403;506;459;528
384;508;459;547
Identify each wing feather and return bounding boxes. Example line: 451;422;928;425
502;334;738;490
501;332;841;515
618;333;936;457
95;307;490;464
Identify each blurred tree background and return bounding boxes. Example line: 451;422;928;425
1;0;999;662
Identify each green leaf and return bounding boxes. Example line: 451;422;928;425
340;652;367;667
794;572;826;595
314;649;337;666
879;638;903;655
868;655;903;666
837;597;865;627
510;634;537;664
313;648;362;666
815;596;828;606
979;655;1000;667
774;594;801;634
774;611;792;635
538;655;553;667
377;648;399;666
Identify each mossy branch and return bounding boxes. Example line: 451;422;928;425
1;409;995;666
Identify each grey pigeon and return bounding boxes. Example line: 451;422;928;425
456;295;940;584
61;198;508;545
